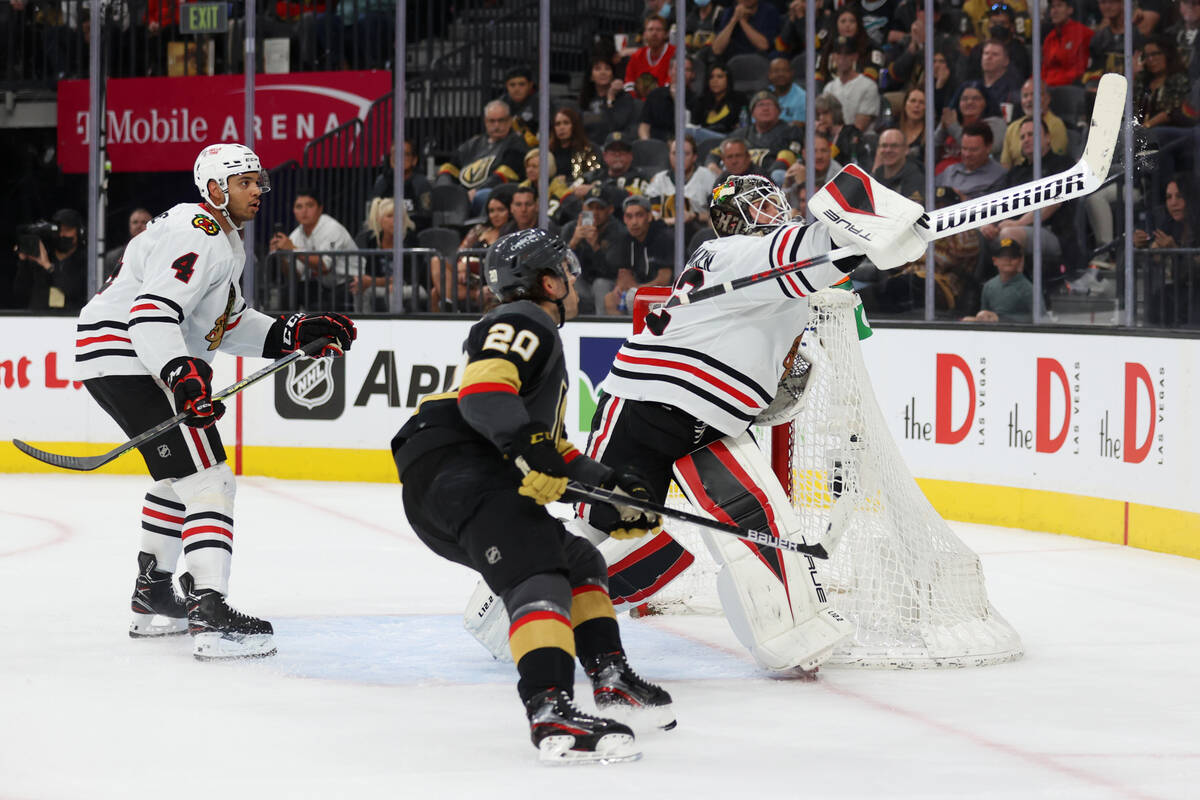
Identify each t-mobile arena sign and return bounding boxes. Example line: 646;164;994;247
57;71;393;173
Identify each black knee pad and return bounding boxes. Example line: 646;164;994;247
562;534;609;592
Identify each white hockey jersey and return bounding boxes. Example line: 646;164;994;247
599;221;851;436
74;203;277;381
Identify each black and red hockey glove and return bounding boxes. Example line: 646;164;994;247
263;312;357;359
161;356;225;429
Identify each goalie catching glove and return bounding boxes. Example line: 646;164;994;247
161;356;225;428
808;164;928;271
263;312;357;359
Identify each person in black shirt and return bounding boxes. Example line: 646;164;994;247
372;139;434;237
604;195;674;315
11;207;88;311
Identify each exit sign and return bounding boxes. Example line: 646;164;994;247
180;2;228;34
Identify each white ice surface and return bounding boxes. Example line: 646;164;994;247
1;473;1198;800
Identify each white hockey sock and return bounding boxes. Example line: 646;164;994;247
172;463;236;594
140;480;185;572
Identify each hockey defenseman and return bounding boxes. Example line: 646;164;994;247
74;143;356;660
468;168;928;675
391;229;673;764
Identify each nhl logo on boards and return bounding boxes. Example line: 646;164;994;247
274;355;345;420
485;546;501;564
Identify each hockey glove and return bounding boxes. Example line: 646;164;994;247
595;470;663;540
808;164;928;271
506;422;570;505
161;356;225;429
263;312;357;359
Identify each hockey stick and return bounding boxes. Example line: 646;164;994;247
666;73;1126;309
11;337;333;472
566;481;829;559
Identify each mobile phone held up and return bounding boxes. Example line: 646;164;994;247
581;210;595;227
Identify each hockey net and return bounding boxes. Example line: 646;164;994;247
641;288;1023;668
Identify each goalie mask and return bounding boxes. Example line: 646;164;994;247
193;143;270;213
485;228;580;325
709;175;791;237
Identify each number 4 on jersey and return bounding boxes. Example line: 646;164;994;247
171;252;199;283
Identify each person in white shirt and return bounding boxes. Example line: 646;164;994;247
75;143;356;661
644;133;717;230
821;36;881;132
269;187;358;311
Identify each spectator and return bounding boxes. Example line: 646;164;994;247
965;2;1032;82
978;39;1022;114
1134;175;1200;326
1133;0;1168;36
460;195;511;250
872;128;924;203
694;62;748;135
625;14;676;98
269;187;357;312
550;107;602;184
352;197;420;313
11;208;87;310
982;117;1081;272
814;4;885;85
821;36;881;132
645;133;717;230
500;186;560;236
712;0;781;58
716;90;805;185
500;66;539;148
431;196;488;313
775;0;809;58
686;0;721;53
372;140;434;240
104;207;151;278
767;56;807;125
929;49;959;116
936;121;1006;201
580;132;652;205
962;238;1033;322
935;81;1007;161
605;195;675;315
710;136;768;182
1000;79;1069;168
520;150;571;222
564;186;627;314
1167;0;1200;82
813;94;866;168
436;100;527;213
896;87;929;164
886;7;962;94
1043;0;1094;87
808;132;842;186
639;55;699;141
579;55;639;143
1087;0;1141;86
1136;36;1200;202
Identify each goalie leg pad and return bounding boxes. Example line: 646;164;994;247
464;578;513;661
674;433;852;671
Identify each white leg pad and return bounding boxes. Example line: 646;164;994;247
675;433;853;672
463;578;513;662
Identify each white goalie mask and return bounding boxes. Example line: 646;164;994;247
709;174;792;237
193;143;270;212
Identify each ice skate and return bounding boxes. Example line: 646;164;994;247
524;688;640;765
129;552;188;638
584;651;676;731
179;573;276;661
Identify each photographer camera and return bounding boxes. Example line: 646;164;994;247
12;208;88;311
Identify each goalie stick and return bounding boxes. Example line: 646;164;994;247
665;73;1126;309
11;337;333;472
566;481;829;559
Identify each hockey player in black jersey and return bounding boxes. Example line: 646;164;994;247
391;229;673;764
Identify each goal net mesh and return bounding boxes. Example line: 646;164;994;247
646;289;1023;668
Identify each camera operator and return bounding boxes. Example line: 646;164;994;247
12;208;88;311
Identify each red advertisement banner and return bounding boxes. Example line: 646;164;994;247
57;71;393;173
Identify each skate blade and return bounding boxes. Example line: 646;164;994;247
129;614;189;638
597;700;677;731
537;734;641;766
192;632;277;661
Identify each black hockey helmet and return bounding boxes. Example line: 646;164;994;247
709;174;791;237
484;228;580;316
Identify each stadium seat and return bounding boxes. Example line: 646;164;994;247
632;138;670;172
417;227;462;265
687;226;717;259
1048;85;1088;127
727;53;770;94
432;184;471;228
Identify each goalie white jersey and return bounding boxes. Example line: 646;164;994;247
74;203;276;382
600;221;852;437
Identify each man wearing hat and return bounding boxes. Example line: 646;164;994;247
962;238;1032;323
11;207;88;310
711;89;804;186
604;194;674;315
580;132;652;203
564;185;626;314
499;65;540;148
821;36;882;132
